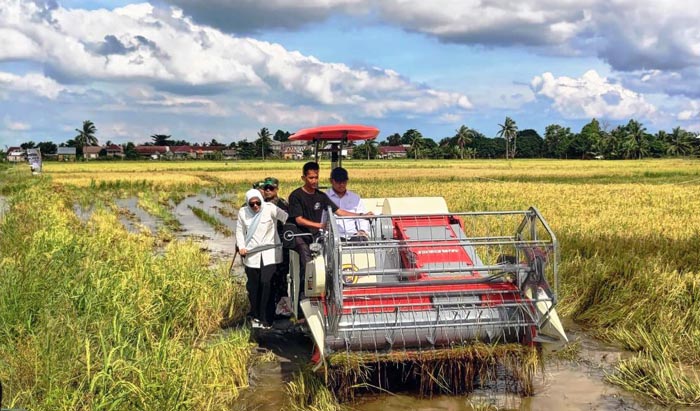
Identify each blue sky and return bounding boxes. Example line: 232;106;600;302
1;0;699;147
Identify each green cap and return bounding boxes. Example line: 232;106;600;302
262;177;279;187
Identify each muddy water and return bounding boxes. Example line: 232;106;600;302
173;194;238;261
111;193;238;263
233;329;313;411
237;325;676;411
73;203;94;222
356;328;663;411
115;198;161;234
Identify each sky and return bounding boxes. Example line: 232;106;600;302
1;0;700;147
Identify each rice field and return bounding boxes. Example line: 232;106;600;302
2;158;700;408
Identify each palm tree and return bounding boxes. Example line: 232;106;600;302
366;140;378;160
257;127;272;160
497;117;518;159
409;132;424;160
454;125;474;160
464;147;477;159
74;120;98;149
623;119;648;159
665;127;695;156
151;134;172;146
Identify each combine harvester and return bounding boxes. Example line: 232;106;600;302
284;125;567;399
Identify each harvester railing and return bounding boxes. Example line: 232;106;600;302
322;207;559;352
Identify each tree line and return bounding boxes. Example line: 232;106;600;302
4;118;699;160
355;117;699;160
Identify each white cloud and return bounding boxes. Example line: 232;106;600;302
238;101;344;126
437;113;462;123
164;0;368;33
3;116;30;131
160;0;700;75
531;70;656;119
0;0;470;120
378;0;593;47
0;71;65;99
676;101;700;121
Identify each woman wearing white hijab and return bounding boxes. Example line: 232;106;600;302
236;188;288;327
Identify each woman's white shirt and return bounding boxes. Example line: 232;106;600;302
235;203;288;268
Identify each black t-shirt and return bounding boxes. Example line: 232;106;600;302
288;187;339;235
268;197;289;234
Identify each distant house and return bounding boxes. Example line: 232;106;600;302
105;144;124;158
7;147;25;162
135;145;170;160
378;145;407;159
83;146;102;160
195;145;226;159
171;145;196;159
222;149;238;160
269;140;282;157
26;148;41;161
280;141;308;160
57;147;77;161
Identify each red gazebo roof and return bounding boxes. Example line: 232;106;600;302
290;124;379;142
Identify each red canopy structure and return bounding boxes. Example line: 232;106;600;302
290;124;379;168
290;124;379;142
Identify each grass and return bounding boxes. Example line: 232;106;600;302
606;353;700;406
286;367;349;411
0;179;253;410
137;191;181;231
188;205;233;237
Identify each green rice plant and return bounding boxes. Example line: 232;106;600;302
32;159;700;405
286;367;348;411
606;353;700;406
0;181;253;410
138;191;181;231
188;205;233;237
547;339;581;363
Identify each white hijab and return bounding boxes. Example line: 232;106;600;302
243;188;266;244
245;188;264;212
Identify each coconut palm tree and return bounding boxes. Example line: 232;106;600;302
366;140;378;160
497;117;518;159
455;125;474;160
622;119;648;159
409;132;424;160
665;127;695;156
151;134;172;146
257;127;272;160
74;120;98;148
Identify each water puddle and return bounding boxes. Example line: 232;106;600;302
73;203;94;222
115;198;161;234
354;327;664;411
173;193;238;261
235;325;669;411
233;329;313;411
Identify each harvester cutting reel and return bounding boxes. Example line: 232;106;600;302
283;197;568;363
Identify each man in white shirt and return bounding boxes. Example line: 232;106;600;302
326;167;370;241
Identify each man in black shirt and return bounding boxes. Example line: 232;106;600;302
288;162;369;306
259;176;291;320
